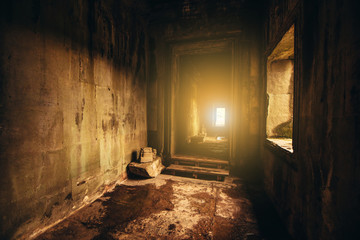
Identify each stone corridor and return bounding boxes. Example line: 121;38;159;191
1;1;359;239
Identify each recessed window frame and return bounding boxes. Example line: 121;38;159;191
265;22;299;158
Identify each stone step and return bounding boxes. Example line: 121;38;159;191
171;155;229;169
165;164;229;181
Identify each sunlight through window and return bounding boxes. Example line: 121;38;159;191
215;108;225;127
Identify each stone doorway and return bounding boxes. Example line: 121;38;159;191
174;52;232;160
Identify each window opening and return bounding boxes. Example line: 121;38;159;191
215;107;226;127
266;25;295;153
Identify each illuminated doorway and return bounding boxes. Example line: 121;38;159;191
174;52;232;160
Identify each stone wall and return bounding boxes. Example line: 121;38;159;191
0;0;148;238
177;57;201;143
263;0;360;239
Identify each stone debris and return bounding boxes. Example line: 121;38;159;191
128;156;165;178
140;147;157;163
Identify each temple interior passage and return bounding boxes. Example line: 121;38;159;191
0;0;360;240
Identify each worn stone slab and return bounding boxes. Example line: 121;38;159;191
128;157;165;178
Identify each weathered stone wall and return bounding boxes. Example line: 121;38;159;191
177;57;201;143
0;0;148;238
263;0;360;239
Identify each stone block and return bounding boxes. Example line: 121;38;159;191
128;156;165;178
140;147;157;163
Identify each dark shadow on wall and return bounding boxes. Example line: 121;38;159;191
131;150;138;162
236;176;293;240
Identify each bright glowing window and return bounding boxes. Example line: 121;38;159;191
215;108;226;127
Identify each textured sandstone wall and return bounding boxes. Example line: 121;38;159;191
263;0;360;239
0;0;148;238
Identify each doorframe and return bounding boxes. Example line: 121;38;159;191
164;37;241;164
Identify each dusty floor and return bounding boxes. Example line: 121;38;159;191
35;175;291;240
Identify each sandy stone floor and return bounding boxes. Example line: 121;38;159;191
34;175;290;240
